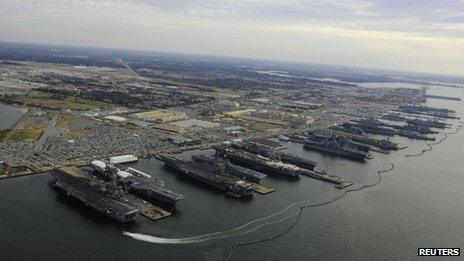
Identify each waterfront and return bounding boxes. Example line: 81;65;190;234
0;85;463;260
0;103;26;130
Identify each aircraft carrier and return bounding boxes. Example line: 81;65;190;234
406;118;448;129
375;115;438;134
230;140;318;170
391;124;438;134
90;161;183;206
191;154;267;183
345;117;440;140
399;105;455;114
303;133;371;162
426;111;460;119
280;152;318;170
395;130;435;141
50;168;139;223
397;105;459;119
343;121;395;136
160;154;253;198
119;176;184;205
381;113;409;122
214;145;301;178
329;126;401;151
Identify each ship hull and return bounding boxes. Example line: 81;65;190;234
303;144;366;162
161;155;253;198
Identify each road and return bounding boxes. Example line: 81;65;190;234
34;112;60;151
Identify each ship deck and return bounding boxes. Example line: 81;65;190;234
57;166;173;222
121;194;172;221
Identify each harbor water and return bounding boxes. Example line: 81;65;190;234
0;103;26;131
0;85;463;260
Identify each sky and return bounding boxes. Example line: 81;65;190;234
0;0;463;76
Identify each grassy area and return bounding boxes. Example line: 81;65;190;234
56;119;70;129
7;128;43;142
130;109;188;122
249;122;282;132
7;91;109;111
0;129;9;141
154;123;184;133
0;165;32;178
63;129;92;138
56;116;71;129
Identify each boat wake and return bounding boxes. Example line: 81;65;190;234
122;161;398;247
123;119;462;258
122;163;395;261
122;232;217;244
122;193;331;244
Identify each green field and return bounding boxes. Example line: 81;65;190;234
249;122;282;132
0;165;32;178
0;129;9;141
7;91;109;111
7;128;43;142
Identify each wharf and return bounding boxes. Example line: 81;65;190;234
426;95;461;101
335;181;354;189
121;194;172;221
61;166;95;179
298;169;352;189
369;147;390;154
249;138;284;149
249;182;275;194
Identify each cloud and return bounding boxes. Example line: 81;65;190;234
0;0;463;75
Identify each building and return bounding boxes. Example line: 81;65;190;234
129;109;188;123
170;119;220;128
109;155;138;164
167;135;201;146
278;101;323;110
104;115;127;123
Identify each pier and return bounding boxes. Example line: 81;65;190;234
426;95;461;101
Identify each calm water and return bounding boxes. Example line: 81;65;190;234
0;86;463;260
0;103;26;130
360;82;425;89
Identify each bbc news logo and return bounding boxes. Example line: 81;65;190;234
418;248;460;256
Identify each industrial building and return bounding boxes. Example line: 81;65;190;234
109;154;138;164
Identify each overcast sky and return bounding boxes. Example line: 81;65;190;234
1;0;463;76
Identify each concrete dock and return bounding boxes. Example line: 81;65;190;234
250;182;275;194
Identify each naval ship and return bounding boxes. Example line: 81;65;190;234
303;133;370;162
214;145;301;178
191;154;267;183
119;176;184;205
160;154;253;198
406;118;448;129
346;119;396;136
50;169;139;223
91;160;184;206
231;140;318;170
